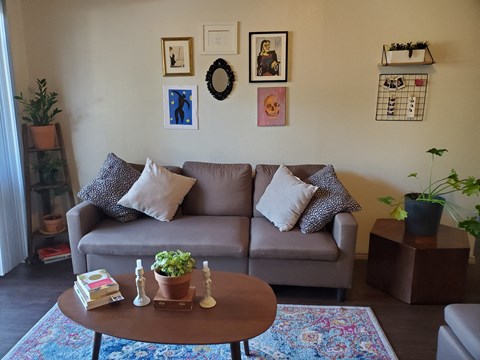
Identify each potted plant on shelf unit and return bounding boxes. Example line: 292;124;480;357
14;78;62;149
33;154;67;186
42;186;68;234
378;148;480;237
385;41;429;64
151;250;196;299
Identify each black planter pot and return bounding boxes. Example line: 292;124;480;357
404;193;445;236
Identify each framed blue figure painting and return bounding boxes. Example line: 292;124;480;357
163;85;198;129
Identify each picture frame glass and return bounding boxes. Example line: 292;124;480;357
249;32;288;83
163;85;198;129
162;38;193;76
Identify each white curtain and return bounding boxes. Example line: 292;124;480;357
0;0;27;275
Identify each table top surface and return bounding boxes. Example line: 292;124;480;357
58;270;277;345
371;218;470;250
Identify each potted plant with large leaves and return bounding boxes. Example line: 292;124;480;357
151;250;196;299
378;148;480;237
15;78;62;149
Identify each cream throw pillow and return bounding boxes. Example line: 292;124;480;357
256;164;318;231
118;158;196;221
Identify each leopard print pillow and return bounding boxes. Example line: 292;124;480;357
77;153;141;222
298;165;361;234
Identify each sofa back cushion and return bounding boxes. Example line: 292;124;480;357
182;161;253;216
253;164;325;218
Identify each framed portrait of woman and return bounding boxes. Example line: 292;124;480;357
249;31;288;83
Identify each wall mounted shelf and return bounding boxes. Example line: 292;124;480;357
381;45;435;66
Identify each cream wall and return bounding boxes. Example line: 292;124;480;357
7;0;480;254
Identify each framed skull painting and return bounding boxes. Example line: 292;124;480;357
257;87;286;126
249;31;288;83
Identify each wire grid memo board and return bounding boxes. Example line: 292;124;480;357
376;74;428;121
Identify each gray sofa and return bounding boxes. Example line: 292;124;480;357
437;304;480;359
67;161;358;301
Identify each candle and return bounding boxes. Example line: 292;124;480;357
136;259;142;268
203;260;209;270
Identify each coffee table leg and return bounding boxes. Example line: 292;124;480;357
243;340;250;356
92;332;102;360
230;341;241;360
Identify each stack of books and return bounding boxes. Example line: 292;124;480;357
74;269;124;310
37;243;71;264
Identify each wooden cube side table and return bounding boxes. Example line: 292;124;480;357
367;219;470;304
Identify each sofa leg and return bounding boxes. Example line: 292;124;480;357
337;288;346;302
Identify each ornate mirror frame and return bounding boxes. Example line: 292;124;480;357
205;58;235;101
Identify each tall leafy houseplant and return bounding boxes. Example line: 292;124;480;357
15;78;62;149
378;148;480;237
151;250;196;299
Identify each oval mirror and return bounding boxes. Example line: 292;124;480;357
206;58;235;101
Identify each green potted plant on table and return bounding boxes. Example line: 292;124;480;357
151;250;196;299
15;78;62;149
378;148;480;237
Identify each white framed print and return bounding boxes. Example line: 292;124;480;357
199;22;238;55
163;85;198;129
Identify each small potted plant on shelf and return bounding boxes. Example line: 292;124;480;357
14;78;62;149
151;250;196;299
385;41;429;64
33;154;66;186
42;186;68;234
378;148;480;237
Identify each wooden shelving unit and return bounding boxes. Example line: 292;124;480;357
22;123;75;263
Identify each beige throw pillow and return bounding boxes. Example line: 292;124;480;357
118;158;196;221
256;164;318;231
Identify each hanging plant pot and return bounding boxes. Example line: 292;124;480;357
404;193;445;236
154;270;192;299
29;124;56;149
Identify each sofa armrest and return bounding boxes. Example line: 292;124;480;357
332;212;358;254
331;212;358;292
66;201;105;274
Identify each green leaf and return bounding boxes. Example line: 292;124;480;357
390;205;407;220
378;196;396;205
408;173;418;178
426;148;447;157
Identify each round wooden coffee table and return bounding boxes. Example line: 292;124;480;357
58;270;277;360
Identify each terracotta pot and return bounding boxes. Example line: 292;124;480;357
43;214;65;233
30;124;56;149
154;270;192;299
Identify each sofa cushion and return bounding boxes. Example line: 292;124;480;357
78;215;250;258
181;161;253;217
298;165;362;234
249;217;338;261
253;164;326;218
117;158;196;222
77;153;141;222
256;164;318;232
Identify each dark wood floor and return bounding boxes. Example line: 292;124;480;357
1;258;479;359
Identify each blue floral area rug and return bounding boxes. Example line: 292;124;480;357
4;304;397;360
